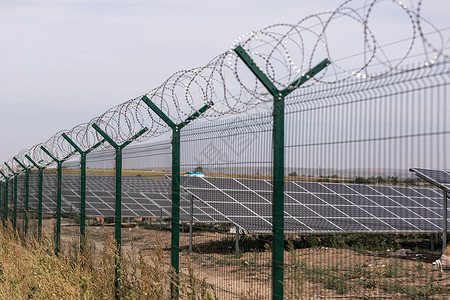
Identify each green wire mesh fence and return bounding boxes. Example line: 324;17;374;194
1;1;450;298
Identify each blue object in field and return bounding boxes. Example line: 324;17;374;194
184;171;205;177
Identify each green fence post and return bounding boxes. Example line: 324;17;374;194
4;163;18;231
25;169;29;235
172;127;180;295
234;45;329;300
14;157;30;236
79;152;86;248
25;155;45;240
0;171;9;224
40;146;75;254
62;134;104;252
13;174;17;231
141;95;213;298
91;124;148;300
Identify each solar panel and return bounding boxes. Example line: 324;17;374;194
180;176;447;234
410;168;450;192
12;173;448;233
16;174;224;222
17;174;78;215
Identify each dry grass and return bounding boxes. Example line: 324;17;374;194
0;223;220;299
0;223;85;299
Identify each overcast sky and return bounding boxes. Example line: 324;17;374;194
1;0;449;162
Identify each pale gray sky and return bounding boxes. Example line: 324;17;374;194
1;0;449;162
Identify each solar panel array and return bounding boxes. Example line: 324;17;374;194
410;168;450;193
180;176;447;234
16;174;77;215
11;173;448;234
16;174;222;222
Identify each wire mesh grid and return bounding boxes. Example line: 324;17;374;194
0;1;449;297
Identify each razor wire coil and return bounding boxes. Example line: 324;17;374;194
0;0;448;173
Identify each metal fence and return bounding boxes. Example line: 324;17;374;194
0;58;449;299
1;2;450;297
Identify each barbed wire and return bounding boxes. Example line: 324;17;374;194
1;0;448;175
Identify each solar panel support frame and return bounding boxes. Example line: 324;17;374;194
234;45;330;300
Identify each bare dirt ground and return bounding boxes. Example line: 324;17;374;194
37;218;450;299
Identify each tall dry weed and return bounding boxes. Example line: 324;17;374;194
0;223;225;299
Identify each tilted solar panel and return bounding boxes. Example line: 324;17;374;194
180;176;446;234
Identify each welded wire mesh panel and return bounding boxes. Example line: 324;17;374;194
86;149;116;218
42;172;57;243
42;173;57;214
79;148;118;258
7;179;13;222
282;61;450;298
179;112;273;299
61;173;80;215
16;173;26;234
28;172;39;239
123;141;172;172
59;170;82;257
16;174;25;211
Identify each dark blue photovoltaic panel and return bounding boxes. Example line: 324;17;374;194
284;204;317;217
237;178;272;191
15;174;448;233
322;183;357;194
366;196;397;206
356;219;394;231
327;218;367;231
306;205;347;218
180;176;447;234
316;194;352;205
342;194;373;206
14;175;224;222
284;181;306;193
334;205;373;218
390;196;420;207
411;168;450;184
412;187;441;198
363;206;397;218
286;193;324;204
393;187;424;197
202;177;243;190
294;182;330;193
370;186;403;196
410;168;450;195
346;184;381;195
